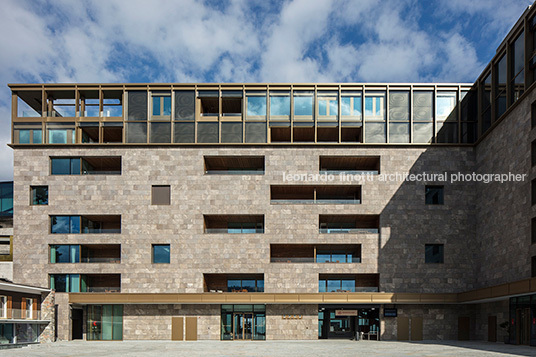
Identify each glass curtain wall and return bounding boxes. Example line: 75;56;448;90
87;305;123;340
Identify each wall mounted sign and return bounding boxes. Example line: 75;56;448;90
335;310;358;316
384;308;397;317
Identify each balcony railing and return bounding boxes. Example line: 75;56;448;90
271;199;361;204
270;257;315;263
319;228;379;234
0;309;43;320
85;287;121;293
319;170;379;175
205;170;264;175
82;170;121;175
81;257;121;263
322;287;379;293
205;228;264;234
81;228;121;234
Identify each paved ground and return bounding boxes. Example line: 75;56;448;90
6;340;536;357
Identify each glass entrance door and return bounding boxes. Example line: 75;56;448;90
233;313;253;340
516;308;530;345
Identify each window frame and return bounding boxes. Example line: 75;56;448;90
425;185;444;205
151;244;170;264
30;185;48;206
425;244;444;264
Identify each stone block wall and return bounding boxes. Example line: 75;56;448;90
266;304;318;340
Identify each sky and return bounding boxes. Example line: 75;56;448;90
0;0;532;181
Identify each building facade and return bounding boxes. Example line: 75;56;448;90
6;2;536;345
0;281;54;346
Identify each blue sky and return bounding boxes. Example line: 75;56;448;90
0;0;532;180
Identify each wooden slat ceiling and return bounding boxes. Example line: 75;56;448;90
83;157;121;170
319;214;379;227
204;215;263;227
204;156;264;170
320;156;380;171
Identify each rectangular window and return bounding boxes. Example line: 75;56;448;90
425;185;444;205
269;92;290;119
152;244;170;264
532;101;536;129
151;93;171;119
0;296;6;318
227;278;264;292
51;157;121;175
533;179;536;206
495;55;507;119
293;91;314;119
425;244;444;263
50;158;80;175
50;274;81;292
532;217;536;245
50;215;120;234
341;92;362;120
50;216;81;234
25;298;33;319
532;256;536;278
246;94;267;118
151;185;170;205
47;123;76;144
511;31;525;102
50;245;80;263
30;186;48;205
317;92;338;121
533;140;536;167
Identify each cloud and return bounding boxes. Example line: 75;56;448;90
0;0;530;180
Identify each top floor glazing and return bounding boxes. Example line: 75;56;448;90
9;83;475;145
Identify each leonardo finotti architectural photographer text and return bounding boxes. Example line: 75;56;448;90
282;172;528;184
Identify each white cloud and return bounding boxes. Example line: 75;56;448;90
0;0;529;180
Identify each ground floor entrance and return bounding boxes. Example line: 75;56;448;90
318;305;380;340
221;305;266;340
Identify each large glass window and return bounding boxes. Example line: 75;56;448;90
0;182;13;217
50;274;82;292
495;54;507;119
413;91;434;143
152;244;170;264
50;158;81;175
50;245;80;263
341;92;362;120
364;92;385;143
511;31;525;102
246;94;267;119
389;91;410;143
30;186;48;205
151;93;171;119
0;324;13;344
47;124;75;144
481;73;492;133
317;92;338;121
436;92;458;143
270;92;290;118
293;91;314;118
50;216;81;234
87;305;123;341
319;279;355;293
227;279;264;292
